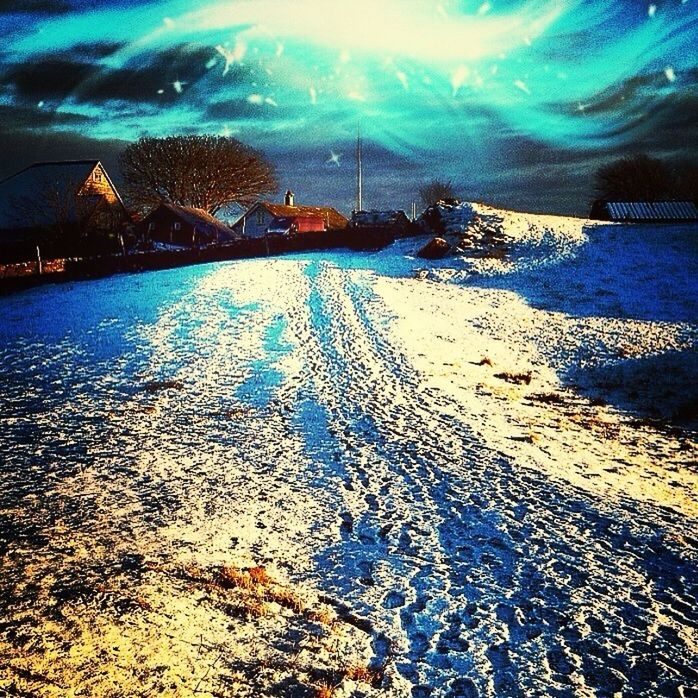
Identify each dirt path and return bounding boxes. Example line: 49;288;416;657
0;258;696;697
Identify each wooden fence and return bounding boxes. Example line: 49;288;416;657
0;226;413;295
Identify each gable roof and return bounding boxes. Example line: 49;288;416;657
602;201;698;221
259;202;349;229
147;203;236;240
351;209;410;226
0;160;123;230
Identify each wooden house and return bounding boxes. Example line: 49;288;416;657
0;160;129;243
139;203;236;247
232;190;348;238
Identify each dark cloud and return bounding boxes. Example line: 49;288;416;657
0;103;90;129
1;58;98;100
0;0;72;13
76;44;217;104
207;99;277;120
0;127;127;183
70;42;126;59
0;43;217;105
0;0;161;13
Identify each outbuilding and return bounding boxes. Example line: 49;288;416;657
140;203;236;247
589;200;698;222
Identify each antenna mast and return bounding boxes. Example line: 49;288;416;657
356;123;363;212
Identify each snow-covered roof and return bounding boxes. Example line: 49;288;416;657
605;201;698;221
147;203;236;241
418;201;477;234
259;202;348;229
351;210;409;226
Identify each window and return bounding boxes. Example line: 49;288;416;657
148;222;155;232
93;170;102;183
173;222;181;231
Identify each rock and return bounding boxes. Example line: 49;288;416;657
417;237;451;259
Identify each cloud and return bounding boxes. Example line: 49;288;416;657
206;99;277;120
0;0;72;14
0;43;217;105
0;103;90;129
0;127;128;183
1;58;98;100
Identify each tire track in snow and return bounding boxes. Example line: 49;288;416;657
286;261;697;697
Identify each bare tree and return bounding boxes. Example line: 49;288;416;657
418;178;457;207
120;135;278;214
594;153;674;201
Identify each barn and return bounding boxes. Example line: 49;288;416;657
589;200;698;222
232;190;348;238
139;203;236;247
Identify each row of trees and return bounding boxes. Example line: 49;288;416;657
417;154;698;211
593;153;697;203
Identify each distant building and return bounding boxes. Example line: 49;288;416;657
350;209;411;233
139;203;236;247
590;200;698;222
232;190;348;238
0;160;129;242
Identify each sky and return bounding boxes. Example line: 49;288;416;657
0;0;696;215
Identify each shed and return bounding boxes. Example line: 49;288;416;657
140;203;236;247
350;210;411;232
590;200;698;222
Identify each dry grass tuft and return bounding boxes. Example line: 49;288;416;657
267;587;306;614
494;371;532;385
248;565;271;585
315;681;336;698
345;663;385;687
528;392;565;405
304;608;335;626
243;598;269;618
220;565;254;590
218;564;275;591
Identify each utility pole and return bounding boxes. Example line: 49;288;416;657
356;122;363;213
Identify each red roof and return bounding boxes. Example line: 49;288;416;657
261;202;348;229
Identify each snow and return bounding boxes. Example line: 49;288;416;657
0;205;696;696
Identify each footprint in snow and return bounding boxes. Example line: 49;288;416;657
384;590;406;609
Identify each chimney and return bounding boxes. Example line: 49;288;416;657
284;190;294;206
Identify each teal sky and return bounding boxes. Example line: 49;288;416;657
1;0;696;214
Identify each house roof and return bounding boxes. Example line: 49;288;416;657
0;160;122;230
603;201;698;221
351;210;410;226
260;202;349;229
148;203;236;240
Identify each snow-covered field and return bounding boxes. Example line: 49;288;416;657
0;206;696;697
